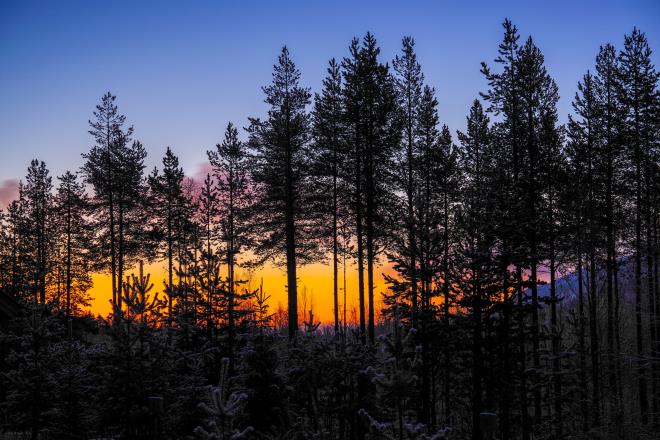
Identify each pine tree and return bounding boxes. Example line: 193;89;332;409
360;313;421;440
97;263;168;436
310;58;346;334
53;171;92;323
23;159;53;305
393;36;424;324
0;199;28;298
82;92;147;314
538;105;567;438
122;260;165;325
518;36;561;430
239;334;290;434
3;305;62;439
248;47;313;340
594;43;626;428
435;124;460;428
172;178;199;330
194;358;253;439
114;141;149;314
208;122;254;356
480;22;529;438
342;37;368;341
456;99;499;440
568;70;605;433
342;33;400;343
148;147;186;325
49;339;95;438
197;173;220;335
412;88;445;426
383;83;458;426
618;28;659;427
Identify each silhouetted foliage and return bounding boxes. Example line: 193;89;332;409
1;20;659;440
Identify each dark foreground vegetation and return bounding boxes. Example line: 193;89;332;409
1;19;660;440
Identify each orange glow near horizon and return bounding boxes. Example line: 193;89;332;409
89;259;396;324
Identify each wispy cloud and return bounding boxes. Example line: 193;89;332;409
179;162;214;198
0;179;19;209
190;162;213;186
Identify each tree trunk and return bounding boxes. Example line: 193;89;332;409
333;163;339;334
443;191;452;426
366;141;375;344
168;206;173;326
634;123;649;425
228;171;236;357
355;127;366;342
588;251;601;428
285;115;298;340
577;250;589;433
472;270;483;440
517;266;530;440
550;250;562;437
117;196;124;312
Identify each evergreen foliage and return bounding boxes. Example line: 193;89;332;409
0;20;659;440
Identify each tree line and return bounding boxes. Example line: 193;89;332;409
0;19;659;440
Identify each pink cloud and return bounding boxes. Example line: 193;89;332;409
0;179;19;209
180;162;214;199
190;162;213;186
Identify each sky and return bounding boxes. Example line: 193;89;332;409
1;0;659;320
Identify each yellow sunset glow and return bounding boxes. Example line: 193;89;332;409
89;259;396;324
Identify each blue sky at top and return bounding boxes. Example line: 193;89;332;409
0;0;658;201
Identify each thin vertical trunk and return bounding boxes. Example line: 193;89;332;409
431;362;437;429
613;248;624;424
606;213;617;423
357;202;365;342
192;228;198;326
366;199;375;344
228;239;235;345
577;251;589;433
419;145;432;425
178;230;185;324
646;175;660;423
167;205;173;326
604;82;619;426
366;140;375;344
37;189;46;305
205;182;214;336
584;93;601;430
228;165;235;355
55;267;61;310
406;100;417;325
526;110;541;428
355;126;366;342
108;145;117;312
472;268;483;440
530;256;540;424
518;266;530;440
65;187;72;328
588;251;601;427
285;107;298;341
500;256;511;440
548;183;561;434
421;327;430;425
117;198;124;312
653;208;660;423
634;111;649;425
550;249;562;438
443;191;451;426
343;241;347;336
333;159;339;334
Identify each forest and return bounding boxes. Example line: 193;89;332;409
0;18;659;440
